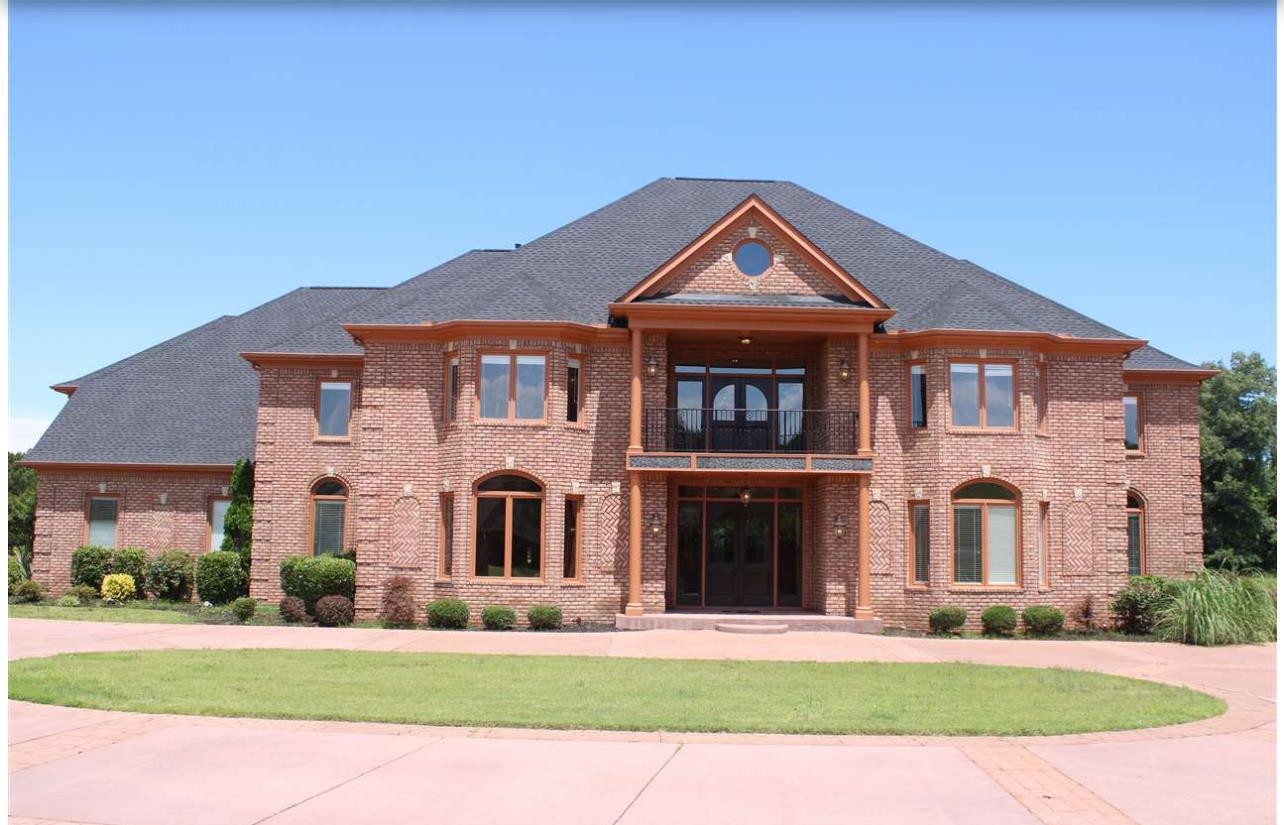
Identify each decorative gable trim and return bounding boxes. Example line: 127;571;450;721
616;195;887;308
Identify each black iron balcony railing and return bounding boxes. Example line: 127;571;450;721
643;408;858;454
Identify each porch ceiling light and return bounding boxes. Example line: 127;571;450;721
739;488;752;506
739;336;753;346
647;355;658;377
839;358;851;381
650;512;662;534
833;515;847;538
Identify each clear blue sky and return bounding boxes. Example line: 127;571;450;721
9;3;1275;451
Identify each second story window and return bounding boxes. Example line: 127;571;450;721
1123;394;1143;451
909;363;927;428
567;358;582;423
317;380;352;438
1035;364;1048;433
447;356;460;421
950;362;1015;430
480;354;546;420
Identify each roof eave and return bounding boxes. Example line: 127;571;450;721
1123;367;1220;384
19;460;235;474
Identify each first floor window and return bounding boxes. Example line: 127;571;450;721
909;364;927;428
209;498;231;551
563;496;582;579
439;493;454;578
1126;491;1145;576
311;479;347;555
1123;394;1142;451
474;474;543;578
909;502;930;584
953;481;1018;586
317;381;352;438
1038;502;1050;587
87;497;118;547
950;362;1015;429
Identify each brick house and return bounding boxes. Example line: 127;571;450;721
24;178;1213;630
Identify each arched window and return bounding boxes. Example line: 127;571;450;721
1126;491;1146;576
952;481;1019;586
311;478;348;556
474;474;543;578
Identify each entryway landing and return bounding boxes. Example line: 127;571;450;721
614;611;883;634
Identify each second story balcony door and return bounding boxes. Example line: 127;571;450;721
710;377;771;452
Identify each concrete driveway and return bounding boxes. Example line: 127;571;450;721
7;619;1276;825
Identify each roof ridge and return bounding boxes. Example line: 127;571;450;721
669;176;782;183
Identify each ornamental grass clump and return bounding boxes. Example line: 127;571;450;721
928;606;966;635
481;605;517;631
980;605;1017;637
101;574;136;603
426;598;470;629
1156;571;1277;646
1021;606;1065;637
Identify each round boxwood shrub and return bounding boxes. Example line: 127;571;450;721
112;548;148;597
71;546;114;589
279;555;356;613
1022;605;1065;637
65;584;99;604
101;573;136;603
278;595;307;624
379;576;417;628
143;550;194;602
55;594;81;608
981;605;1018;637
10;579;44;604
230;596;257;623
527;603;563;631
195;551;246;605
426;598;470;629
314;594;355;627
481;605;517;631
928;605;967;634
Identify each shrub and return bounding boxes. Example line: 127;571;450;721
101;574;136;603
314;595;354;627
379;576;417;628
1111;575;1172;635
928;605;967;634
279;555;356;612
230;596;257;623
527;603;563;631
1070;595;1097;633
1156;571;1277;646
10;579;44;603
66;584;99;604
71;545;114;589
980;605;1018;637
144;550;194;602
195;551;246;605
1022;606;1065;637
112;548;148;597
8;555;27;594
55;594;81;607
426;598;470;629
481;605;517;631
278;595;308;624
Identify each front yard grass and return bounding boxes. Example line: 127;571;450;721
8;649;1224;736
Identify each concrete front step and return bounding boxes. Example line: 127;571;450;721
615;612;883;634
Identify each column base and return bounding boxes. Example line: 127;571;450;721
624;603;645;617
853;606;877;621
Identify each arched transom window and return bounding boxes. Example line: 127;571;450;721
474;474;544;578
952;481;1019;586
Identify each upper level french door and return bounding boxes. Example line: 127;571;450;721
671;360;807;453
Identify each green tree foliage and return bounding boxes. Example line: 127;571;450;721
220;459;254;576
8;452;36;563
1199;352;1276;570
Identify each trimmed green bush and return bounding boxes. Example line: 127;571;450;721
71;546;114;589
65;584;99;604
527;603;563;631
928;605;967;634
112;548;148;597
379;576;417;629
10;579;44;604
980;605;1018;637
144;550;194;602
55;594;81;608
101;574;136;603
1111;575;1172;635
195;551;246;605
1157;571;1277;646
1022;606;1065;637
279;555;356;613
481;605;517;631
426;598;470;629
230;596;257;623
314;595;355;627
278;596;307;624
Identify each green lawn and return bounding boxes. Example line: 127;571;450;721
8;649;1224;736
9;603;202;623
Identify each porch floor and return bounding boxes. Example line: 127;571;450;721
614;611;883;634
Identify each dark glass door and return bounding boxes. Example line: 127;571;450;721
710;377;772;452
704;501;774;607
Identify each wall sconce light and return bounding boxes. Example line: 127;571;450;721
647;355;658;377
739;488;752;506
833;516;847;538
739;336;753;346
649;512;662;535
838;358;851;381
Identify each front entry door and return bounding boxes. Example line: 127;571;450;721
705;501;773;607
710;377;772;452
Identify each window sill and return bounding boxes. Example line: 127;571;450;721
947;585;1023;594
945;426;1020;435
473;419;550;428
1125;450;1146;458
312;437;353;444
435;577;453;584
468;577;548;585
560;579;586;587
904;584;929;592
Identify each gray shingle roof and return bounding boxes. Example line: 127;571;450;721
26;287;384;465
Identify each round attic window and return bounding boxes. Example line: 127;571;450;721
733;240;772;277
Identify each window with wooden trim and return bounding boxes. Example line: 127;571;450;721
209;498;231;551
439;493;454;578
567;358;582;423
479;354;546;420
1126;491;1146;576
563;496;582;580
952;481;1019;586
909;501;930;585
949;362;1016;429
317;381;352;438
1034;364;1048;432
87;497;118;548
446;356;460;421
474;474;543;578
1038;502;1050;588
311;479;348;556
909;363;927;429
1123;394;1143;452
